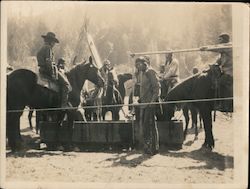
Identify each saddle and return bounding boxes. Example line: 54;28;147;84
36;72;60;93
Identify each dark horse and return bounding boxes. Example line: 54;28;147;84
83;73;132;121
7;59;104;152
158;77;203;140
160;64;223;150
117;73;133;100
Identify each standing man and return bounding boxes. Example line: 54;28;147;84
136;56;160;155
37;32;71;108
161;50;180;94
200;33;233;112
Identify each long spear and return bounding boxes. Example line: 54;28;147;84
129;43;232;57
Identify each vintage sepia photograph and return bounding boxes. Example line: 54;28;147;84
0;2;249;189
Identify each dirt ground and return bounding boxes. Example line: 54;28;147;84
6;109;234;184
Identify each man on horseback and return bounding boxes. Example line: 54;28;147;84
159;50;180;95
158;50;179;100
200;33;233;112
37;32;71;108
136;56;160;155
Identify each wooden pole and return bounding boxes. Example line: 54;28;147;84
129;44;233;57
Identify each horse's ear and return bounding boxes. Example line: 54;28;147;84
88;55;100;69
89;56;92;64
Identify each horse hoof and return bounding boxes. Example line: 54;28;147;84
201;143;213;152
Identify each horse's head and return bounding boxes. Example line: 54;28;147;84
85;57;104;88
118;73;133;84
67;57;104;91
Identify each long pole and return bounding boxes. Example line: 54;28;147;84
129;45;232;56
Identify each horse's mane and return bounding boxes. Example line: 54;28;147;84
66;60;89;75
178;72;201;84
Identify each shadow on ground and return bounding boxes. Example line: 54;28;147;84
101;151;152;168
8;126;233;172
160;148;233;171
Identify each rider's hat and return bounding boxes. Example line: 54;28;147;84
218;33;230;43
41;32;59;43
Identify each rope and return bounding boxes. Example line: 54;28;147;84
7;97;233;113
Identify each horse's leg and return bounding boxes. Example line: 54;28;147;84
182;105;189;140
112;108;120;121
28;110;33;130
35;111;40;134
191;105;198;139
200;107;214;150
7;112;24;152
102;108;106;121
199;111;203;129
85;109;91;121
93;111;97;121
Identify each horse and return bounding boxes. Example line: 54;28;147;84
160;64;223;150
7;58;104;152
82;73;132;121
158;76;203;140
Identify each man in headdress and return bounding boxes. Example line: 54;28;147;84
136;56;160;155
37;32;71;108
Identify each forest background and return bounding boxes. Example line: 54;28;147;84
7;2;232;79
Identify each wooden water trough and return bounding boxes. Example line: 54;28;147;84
39;119;184;150
72;121;134;149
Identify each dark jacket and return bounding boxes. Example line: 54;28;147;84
37;43;55;77
139;68;160;107
209;43;233;76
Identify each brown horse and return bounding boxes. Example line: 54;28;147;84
7;58;104;152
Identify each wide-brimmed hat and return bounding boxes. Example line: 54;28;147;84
41;32;59;43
